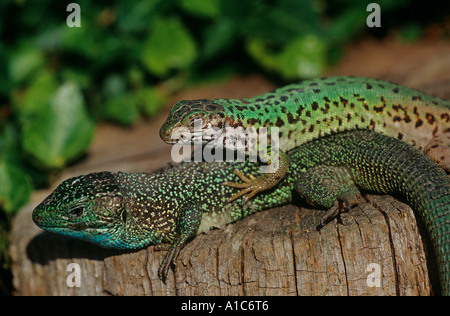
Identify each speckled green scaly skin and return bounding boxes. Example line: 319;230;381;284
161;76;450;167
160;77;450;202
33;131;450;293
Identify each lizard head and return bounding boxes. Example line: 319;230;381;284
160;99;226;144
32;172;128;248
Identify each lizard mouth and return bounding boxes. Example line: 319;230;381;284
32;212;104;231
163;126;224;144
161;115;225;144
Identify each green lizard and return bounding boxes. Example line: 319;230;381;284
160;76;450;202
33;131;450;294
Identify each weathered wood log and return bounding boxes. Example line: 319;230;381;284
10;191;435;296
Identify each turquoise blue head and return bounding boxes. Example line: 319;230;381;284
32;172;128;248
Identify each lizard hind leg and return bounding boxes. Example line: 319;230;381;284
294;165;362;228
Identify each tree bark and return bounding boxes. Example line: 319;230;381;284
10;192;435;296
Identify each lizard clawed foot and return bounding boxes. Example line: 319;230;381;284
223;169;273;203
157;242;183;283
318;197;354;230
223;151;289;203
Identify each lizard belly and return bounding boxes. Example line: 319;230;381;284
197;208;234;234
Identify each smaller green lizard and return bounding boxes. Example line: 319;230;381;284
160;76;450;202
33;131;450;294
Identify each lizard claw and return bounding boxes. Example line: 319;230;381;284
157;243;181;283
317;197;357;230
223;150;290;203
222;169;268;203
155;242;173;282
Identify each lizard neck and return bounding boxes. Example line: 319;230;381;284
115;172;181;248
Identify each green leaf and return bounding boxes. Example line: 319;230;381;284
12;70;58;120
116;0;164;33
138;87;168;117
0;124;20;163
278;34;327;79
246;34;327;79
102;84;168;125
246;38;279;72
179;0;221;18
327;8;367;43
102;93;139;126
102;73;127;98
60;68;92;90
60;21;102;59
202;19;235;60
21;82;95;169
140;17;197;77
0;159;32;215
8;45;45;84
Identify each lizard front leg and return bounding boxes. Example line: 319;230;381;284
222;150;290;203
157;201;203;282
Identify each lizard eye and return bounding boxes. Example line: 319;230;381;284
69;207;84;217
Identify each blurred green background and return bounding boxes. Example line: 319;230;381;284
0;0;448;294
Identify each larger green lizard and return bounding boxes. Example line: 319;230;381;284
160;76;450;202
33;131;450;294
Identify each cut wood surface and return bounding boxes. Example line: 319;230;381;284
9;38;450;296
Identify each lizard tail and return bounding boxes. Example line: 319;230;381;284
403;154;450;296
356;133;450;295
